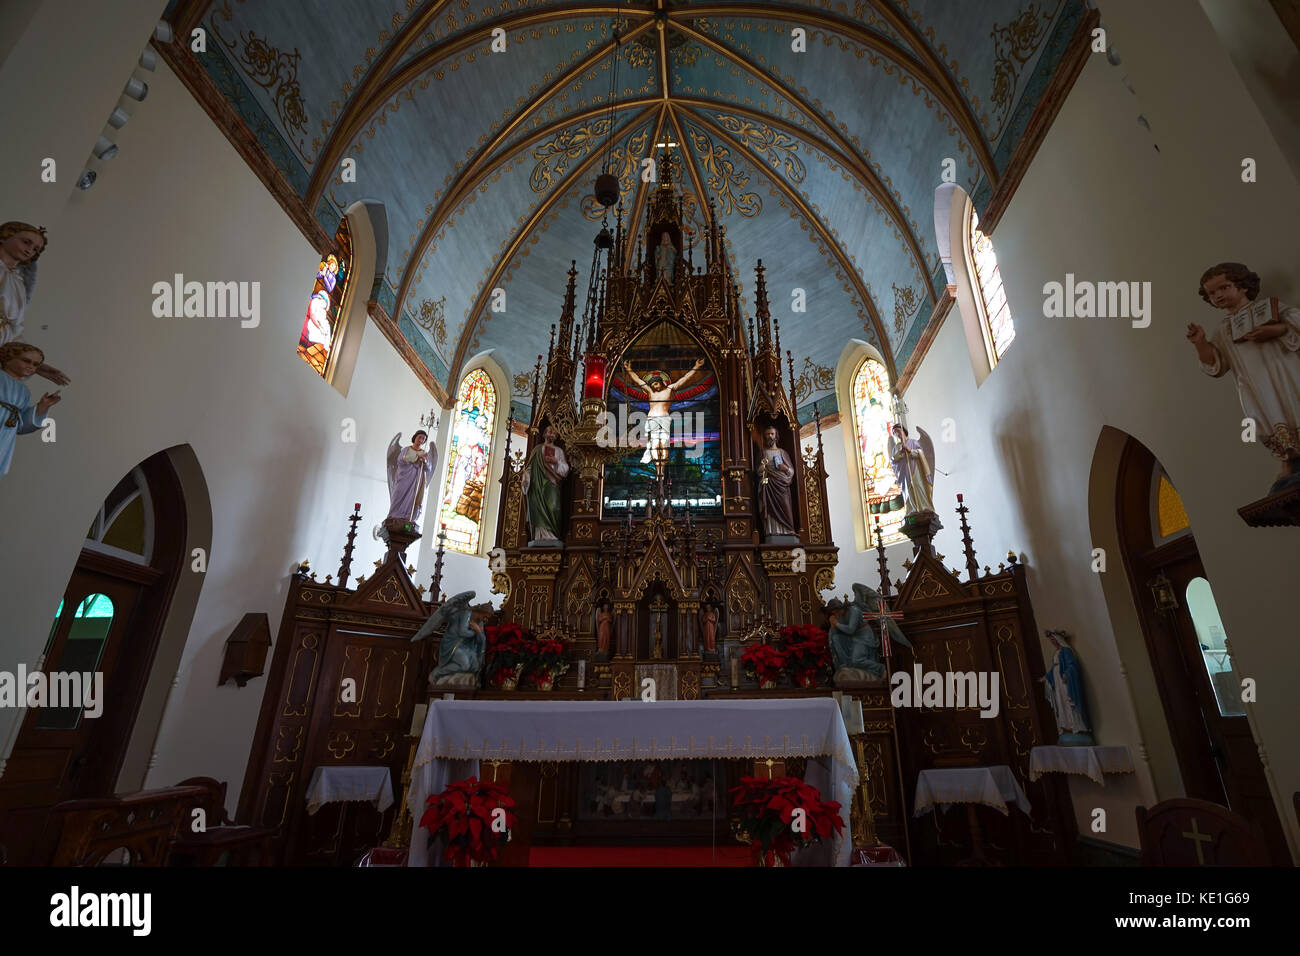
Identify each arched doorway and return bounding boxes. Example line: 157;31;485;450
1115;436;1290;864
0;450;189;865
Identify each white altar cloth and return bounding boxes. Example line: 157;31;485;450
407;698;858;866
912;766;1031;817
304;765;394;815
1029;745;1134;785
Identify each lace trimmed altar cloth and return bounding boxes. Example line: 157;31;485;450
406;698;858;866
1028;745;1134;785
304;765;394;816
912;766;1031;817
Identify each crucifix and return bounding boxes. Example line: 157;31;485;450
876;595;905;661
1181;817;1214;865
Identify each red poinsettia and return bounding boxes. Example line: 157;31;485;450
740;643;787;684
779;624;831;687
521;638;570;686
420;776;518;866
729;775;844;866
484;622;531;687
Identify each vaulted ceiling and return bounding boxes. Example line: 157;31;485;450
170;0;1090;411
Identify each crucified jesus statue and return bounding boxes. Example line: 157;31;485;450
623;358;706;464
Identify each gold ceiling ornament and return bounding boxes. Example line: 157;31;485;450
683;124;761;218
512;370;533;397
792;357;834;407
530;117;615;193
414;295;447;346
712;112;805;183
892;282;921;337
986;2;1055;140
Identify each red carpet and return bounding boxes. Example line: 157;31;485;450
528;845;753;867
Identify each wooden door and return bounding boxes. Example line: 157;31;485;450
1153;552;1291;865
1117;437;1290;864
0;566;150;865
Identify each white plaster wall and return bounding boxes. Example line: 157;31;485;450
0;15;436;808
818;0;1299;856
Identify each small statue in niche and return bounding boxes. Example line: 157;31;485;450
385;428;437;529
826;584;910;683
756;425;796;540
522;424;570;544
595;598;614;660
1039;629;1093;745
653;232;678;282
412;590;493;688
888;424;936;515
652;620;664;659
700;601;720;657
1186;262;1300;494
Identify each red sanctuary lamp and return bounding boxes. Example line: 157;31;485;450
583;355;607;400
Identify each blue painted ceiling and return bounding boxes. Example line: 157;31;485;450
192;0;1087;408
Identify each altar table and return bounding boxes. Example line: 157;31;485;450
304;765;394;816
407;698;858;866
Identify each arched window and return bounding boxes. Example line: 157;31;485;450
298;217;353;379
438;368;498;554
84;466;153;565
966;207;1015;366
850;357;906;545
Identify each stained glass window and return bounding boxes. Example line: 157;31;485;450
851;357;905;545
298;217;352;378
968;209;1015;364
438;368;498;554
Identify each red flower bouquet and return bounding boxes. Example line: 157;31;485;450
729;775;845;866
484;622;530;689
779;624;831;688
419;776;518;866
740;643;787;686
521;638;570;690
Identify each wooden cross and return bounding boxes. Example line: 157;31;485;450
1181;817;1213;865
876;596;905;660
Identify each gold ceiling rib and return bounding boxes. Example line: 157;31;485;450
446;105;660;390
622;104;672;257
677;101;895;382
309;7;656;208
682;3;996;185
672;95;931;299
665;103;713;241
391;21;657;331
392;94;661;344
304;0;456;204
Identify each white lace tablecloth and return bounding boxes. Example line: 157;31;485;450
913;766;1031;817
407;698;857;866
1029;745;1134;785
305;766;395;816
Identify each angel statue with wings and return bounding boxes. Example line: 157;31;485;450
889;423;935;515
412;590;494;687
825;583;911;683
385;428;437;529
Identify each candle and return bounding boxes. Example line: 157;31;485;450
354;502;361;510
577;660;586;690
957;493;963;502
852;700;865;735
730;656;740;686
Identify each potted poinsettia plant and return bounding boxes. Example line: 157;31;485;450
521;638;570;691
740;642;787;688
420;776;518;866
729;775;845;866
484;621;529;689
780;624;831;688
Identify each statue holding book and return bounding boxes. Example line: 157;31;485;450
1186;262;1300;494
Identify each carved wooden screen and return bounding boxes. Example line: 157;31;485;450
889;553;1073;864
238;557;433;865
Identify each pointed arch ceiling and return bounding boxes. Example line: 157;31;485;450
175;0;1091;410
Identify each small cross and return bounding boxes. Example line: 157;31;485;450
876;596;904;660
1181;817;1213;865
